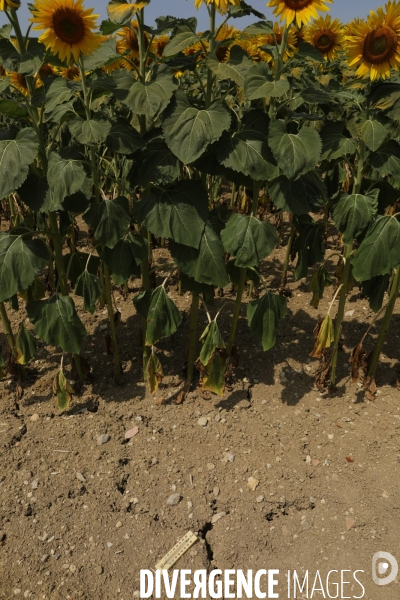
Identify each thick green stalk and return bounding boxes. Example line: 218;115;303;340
186;293;200;385
103;263;122;383
280;219;295;289
0;301;25;379
367;267;400;379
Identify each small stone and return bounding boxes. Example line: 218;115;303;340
125;426;139;439
382;490;389;499
223;452;235;463
256;495;264;503
31;479;38;490
106;542;113;548
211;511;226;524
261;400;267;405
213;487;220;497
236;400;251;410
95;566;103;575
97;434;110;445
242;377;250;383
247;477;259;491
69;564;77;573
30;414;39;422
13;590;21;595
151;457;158;465
41;555;49;563
306;455;312;466
345;517;356;531
100;324;107;330
207;463;215;471
187;501;193;510
345;310;355;317
197;417;208;427
116;521;122;528
312;459;320;467
214;413;221;423
328;434;334;440
166;493;181;506
76;472;86;483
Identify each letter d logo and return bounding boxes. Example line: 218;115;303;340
372;552;398;586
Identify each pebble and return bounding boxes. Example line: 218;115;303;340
95;566;104;575
345;310;355;317
211;511;226;524
166;493;181;506
31;480;38;490
312;459;320;467
76;473;86;483
30;414;39;422
69;564;77;573
261;400;267;405
213;487;220;497
256;495;264;503
116;521;122;528
382;490;389;499
125;426;139;439
106;542;113;548
328;434;334;440
13;590;21;595
100;324;107;330
97;434;110;445
207;463;215;470
214;413;221;423
197;417;208;427
41;555;49;563
247;477;259;491
345;517;356;530
187;501;193;510
306;455;312;465
223;452;235;463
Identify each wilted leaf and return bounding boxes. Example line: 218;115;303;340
53;369;73;411
349;342;366;383
16;323;36;365
134;286;182;345
247;291;287;351
199;320;225;366
200;352;225;396
310;314;335;358
146;351;164;393
333;192;378;245
74;271;103;314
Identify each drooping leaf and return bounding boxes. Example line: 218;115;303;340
53;369;74;411
103;232;147;285
0;99;29;119
170;223;229;288
361;119;387;152
124;65;177;117
63;252;100;287
221;214;277;268
134;285;182;345
16;323;36;365
268;121;321;179
0;129;39;200
69;116;111;146
309;265;333;309
294;221;325;280
199;320;225;366
47;151;88;205
247;290;287;351
130;138;181;186
368;140;400;177
206;46;253;87
361;274;390;312
0;231;49;302
134;180;208;248
216;115;278;181
163;28;201;56
163;92;231;164
27;295;87;354
106;118;144;154
244;62;289;100
107;1;150;24
146;350;164;393
333;192;378;244
74;271;103;314
320;122;358;161
83;197;131;248
45;77;74;114
351;215;400;280
200;352;225;396
310;314;334;358
268;171;326;214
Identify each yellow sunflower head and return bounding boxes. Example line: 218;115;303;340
152;34;170;58
10;71;43;94
304;15;344;60
194;0;240;16
30;0;101;65
215;24;239;62
345;1;400;81
267;0;333;28
116;20;150;68
60;65;81;79
0;0;20;12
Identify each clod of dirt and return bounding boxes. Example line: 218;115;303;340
166;493;181;506
211;512;226;524
97;434;110;445
345;517;355;530
248;477;259;491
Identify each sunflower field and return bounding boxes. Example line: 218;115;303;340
0;0;400;408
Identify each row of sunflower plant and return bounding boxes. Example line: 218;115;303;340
0;0;400;408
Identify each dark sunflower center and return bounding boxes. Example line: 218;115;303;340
363;25;398;64
315;29;336;52
52;8;85;44
126;28;148;53
284;0;313;9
